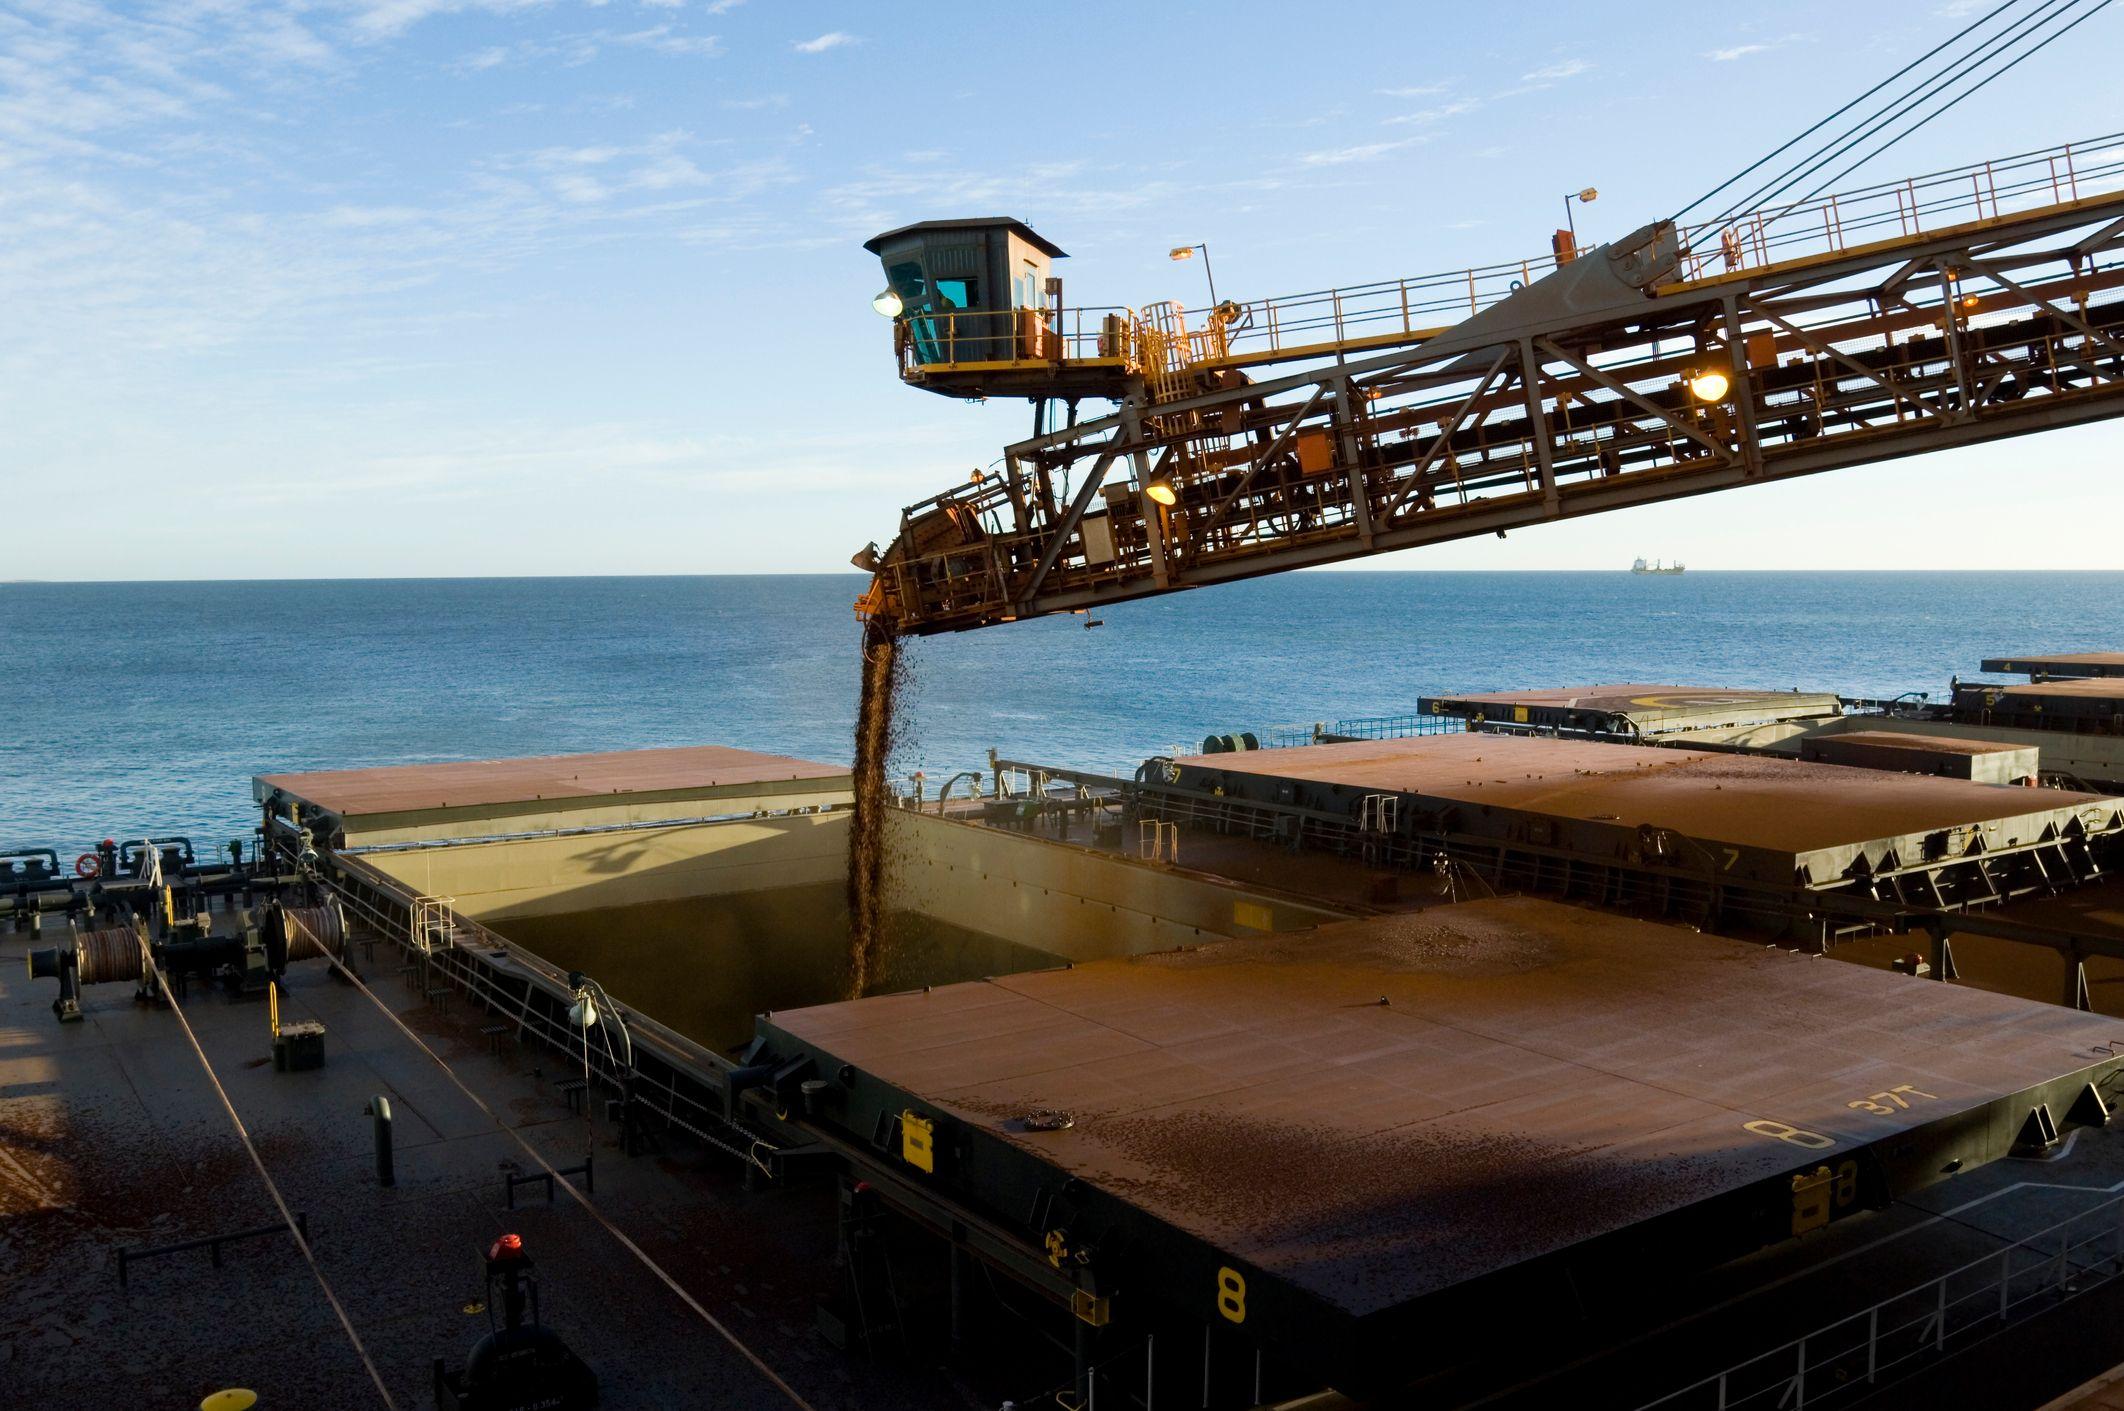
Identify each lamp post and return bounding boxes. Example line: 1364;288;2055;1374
1563;187;1599;245
1169;242;1217;307
567;971;634;1151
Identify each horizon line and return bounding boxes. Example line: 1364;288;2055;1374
5;567;2124;587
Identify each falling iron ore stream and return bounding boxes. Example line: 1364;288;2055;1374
846;618;900;998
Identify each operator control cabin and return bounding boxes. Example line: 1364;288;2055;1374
865;217;1128;402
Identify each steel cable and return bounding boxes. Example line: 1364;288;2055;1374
76;926;143;984
323;951;822;1411
1671;0;2019;224
1787;0;2118;208
1701;0;2079;227
282;904;343;963
148;954;402;1410
1727;0;2088;224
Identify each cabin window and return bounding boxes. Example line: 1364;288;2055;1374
935;277;978;309
886;260;927;300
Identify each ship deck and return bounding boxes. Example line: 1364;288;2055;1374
1414;683;1843;735
257;744;848;818
1169;734;2121;886
1982;652;2124;679
0;925;936;1411
255;744;853;845
760;897;2124;1391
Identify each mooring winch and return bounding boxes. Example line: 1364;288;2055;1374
26;898;347;1022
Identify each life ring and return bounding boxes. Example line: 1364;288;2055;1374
74;853;102;879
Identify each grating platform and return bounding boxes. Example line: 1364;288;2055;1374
1415;684;1843;737
1167;733;2123;892
758;898;2124;1395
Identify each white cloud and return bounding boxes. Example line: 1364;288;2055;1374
449;22;721;71
1376;83;1447;98
1301;137;1423;166
348;0;549;42
320;205;431;228
1703;33;1806;61
792;31;858;53
1521;58;1591;81
704;0;747;11
611;24;722;56
816;156;1182;243
1383;98;1478;126
0;0;800;378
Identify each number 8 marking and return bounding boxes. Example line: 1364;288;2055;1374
1743;1118;1835;1150
1216;1266;1246;1323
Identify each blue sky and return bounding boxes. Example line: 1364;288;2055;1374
3;0;2119;579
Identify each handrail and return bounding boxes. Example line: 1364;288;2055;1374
895;132;2124;377
1638;1189;2124;1410
1673;132;2124;283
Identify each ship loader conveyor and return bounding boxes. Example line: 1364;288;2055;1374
855;136;2124;638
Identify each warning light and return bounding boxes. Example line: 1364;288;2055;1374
488;1233;525;1261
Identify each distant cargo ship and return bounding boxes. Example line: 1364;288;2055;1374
1631;557;1685;574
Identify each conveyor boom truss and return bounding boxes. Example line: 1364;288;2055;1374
868;149;2124;635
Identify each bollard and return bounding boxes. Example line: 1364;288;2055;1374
367;1095;395;1187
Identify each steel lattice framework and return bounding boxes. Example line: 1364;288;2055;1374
862;139;2124;635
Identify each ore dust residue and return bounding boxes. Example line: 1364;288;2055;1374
846;618;902;998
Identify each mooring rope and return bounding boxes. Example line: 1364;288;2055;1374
324;952;820;1411
150;957;402;1410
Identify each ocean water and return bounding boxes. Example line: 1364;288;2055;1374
2;572;2118;849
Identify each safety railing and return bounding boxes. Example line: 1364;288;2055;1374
321;855;765;1166
410;895;456;955
895;303;1136;375
1638;1192;2124;1411
1675;132;2124;282
1184;254;1560;366
877;224;2124;635
1316;714;1468;742
892;133;2124;385
1260;716;1466;746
